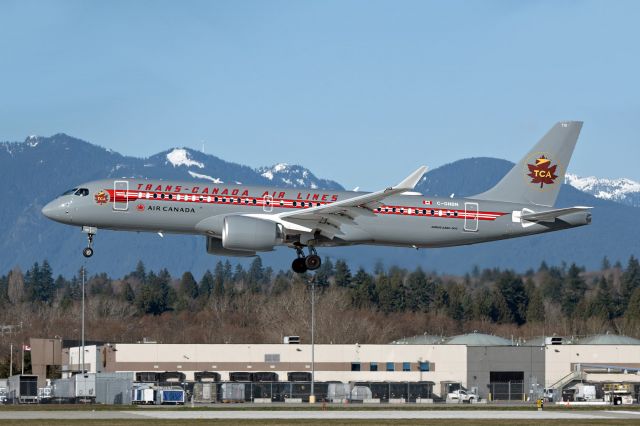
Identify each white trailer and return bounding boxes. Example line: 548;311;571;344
7;375;38;404
52;374;96;403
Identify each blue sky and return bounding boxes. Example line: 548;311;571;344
1;0;639;189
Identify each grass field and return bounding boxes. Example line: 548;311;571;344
0;420;637;426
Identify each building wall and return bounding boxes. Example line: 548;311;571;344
105;343;467;389
466;346;545;399
57;341;640;397
66;345;100;375
545;344;640;387
28;338;63;388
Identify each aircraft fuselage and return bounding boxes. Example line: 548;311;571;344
42;178;591;249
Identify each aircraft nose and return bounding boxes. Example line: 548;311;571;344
42;200;69;223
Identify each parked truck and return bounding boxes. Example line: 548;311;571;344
447;389;478;403
573;384;597;401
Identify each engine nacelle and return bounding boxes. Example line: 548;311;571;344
222;215;281;252
206;236;256;257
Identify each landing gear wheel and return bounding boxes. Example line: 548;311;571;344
292;258;308;274
305;254;321;270
82;247;94;258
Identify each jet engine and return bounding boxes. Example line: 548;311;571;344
222;215;282;252
206;236;256;257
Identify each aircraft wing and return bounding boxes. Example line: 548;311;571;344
243;166;427;237
520;206;592;223
278;165;427;220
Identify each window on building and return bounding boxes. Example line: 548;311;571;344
264;354;280;363
386;362;395;372
419;361;430;372
402;362;411;372
351;362;361;372
369;362;378;372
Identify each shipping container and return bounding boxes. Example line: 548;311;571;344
221;383;245;402
328;383;351;402
7;375;38;403
132;387;155;404
51;374;96;403
157;387;185;405
193;382;217;403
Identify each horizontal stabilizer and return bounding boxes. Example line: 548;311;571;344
521;206;592;222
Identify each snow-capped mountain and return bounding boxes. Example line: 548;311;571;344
565;173;640;208
257;163;339;190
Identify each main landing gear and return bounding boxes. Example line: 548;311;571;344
291;245;321;274
82;226;97;258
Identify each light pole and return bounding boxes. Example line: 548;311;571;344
81;265;85;374
309;275;315;403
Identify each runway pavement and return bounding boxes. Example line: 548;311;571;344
0;410;638;420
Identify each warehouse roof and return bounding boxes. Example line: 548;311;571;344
578;334;640;345
445;332;512;346
391;334;446;345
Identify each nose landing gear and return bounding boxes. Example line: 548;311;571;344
82;226;97;258
291;245;322;273
82;245;94;258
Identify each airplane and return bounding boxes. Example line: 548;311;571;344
42;121;591;273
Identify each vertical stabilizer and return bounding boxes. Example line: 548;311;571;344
472;121;583;206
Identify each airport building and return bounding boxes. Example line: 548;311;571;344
27;332;640;401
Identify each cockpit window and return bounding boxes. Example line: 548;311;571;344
61;188;78;196
74;188;89;196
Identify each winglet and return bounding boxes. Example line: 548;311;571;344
394;166;428;191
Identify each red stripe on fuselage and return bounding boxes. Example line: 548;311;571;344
104;189;508;221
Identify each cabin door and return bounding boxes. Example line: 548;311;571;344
113;180;129;211
464;202;479;232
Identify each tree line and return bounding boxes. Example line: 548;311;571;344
0;256;638;360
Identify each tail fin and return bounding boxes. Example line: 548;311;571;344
472;121;583;206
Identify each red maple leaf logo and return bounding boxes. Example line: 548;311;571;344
136;204;145;212
527;155;558;188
